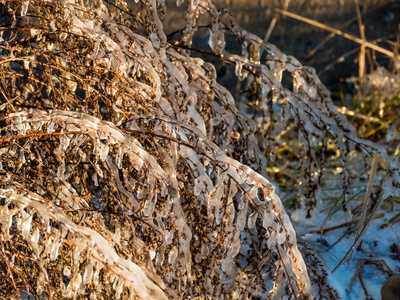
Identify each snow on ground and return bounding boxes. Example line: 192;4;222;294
292;206;400;299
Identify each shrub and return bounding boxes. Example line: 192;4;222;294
0;0;398;299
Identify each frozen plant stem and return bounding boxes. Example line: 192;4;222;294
0;0;398;299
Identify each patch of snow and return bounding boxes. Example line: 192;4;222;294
294;206;400;299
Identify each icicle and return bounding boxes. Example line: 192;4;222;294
168;246;178;265
21;1;29;16
83;259;94;285
143;194;157;217
63;266;71;278
235;61;243;78
247;211;258;229
21;213;33;240
115;279;124;299
200;242;210;258
209;22;226;54
29;226;41;258
57;160;67;181
236;199;248;231
0;205;14;241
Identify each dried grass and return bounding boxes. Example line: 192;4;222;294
0;0;398;299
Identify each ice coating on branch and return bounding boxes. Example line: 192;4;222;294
0;0;398;298
0;189;168;300
209;21;226;54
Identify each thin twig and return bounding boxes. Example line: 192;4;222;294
311;213;383;234
275;8;395;58
354;0;366;77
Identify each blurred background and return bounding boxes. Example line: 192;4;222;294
161;0;400;93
